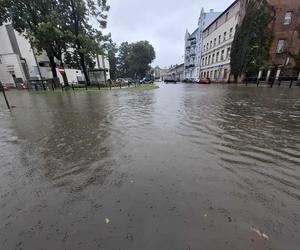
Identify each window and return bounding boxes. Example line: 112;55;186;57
216;52;220;62
0;56;2;64
205;57;208;65
226;47;231;59
225;12;229;22
210;41;212;48
284;12;293;25
202;58;205;66
212;54;215;64
277;39;286;53
224;32;227;41
218;35;221;44
214;38;216;47
208;55;211;65
215;21;218;30
221;50;225;61
207;43;209;49
204;45;206;51
229;28;233;38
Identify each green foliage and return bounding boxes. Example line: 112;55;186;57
0;0;110;84
105;42;118;80
231;0;275;78
126;41;156;78
116;42;130;78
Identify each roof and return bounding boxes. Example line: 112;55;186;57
203;0;239;32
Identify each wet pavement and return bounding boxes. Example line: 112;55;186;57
0;83;299;250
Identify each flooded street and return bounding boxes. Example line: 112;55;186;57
0;83;300;250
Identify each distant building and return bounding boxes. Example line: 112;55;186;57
153;66;161;80
160;68;169;81
200;0;241;82
167;64;184;81
90;54;111;83
184;9;220;81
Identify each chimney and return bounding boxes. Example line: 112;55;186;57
210;9;214;13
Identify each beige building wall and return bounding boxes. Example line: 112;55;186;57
200;0;241;82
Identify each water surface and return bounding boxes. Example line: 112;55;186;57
0;83;299;249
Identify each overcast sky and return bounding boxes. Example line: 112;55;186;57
105;0;234;68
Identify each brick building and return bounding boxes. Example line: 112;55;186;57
267;0;300;79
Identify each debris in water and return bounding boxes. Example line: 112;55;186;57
204;214;207;218
105;218;110;224
228;216;232;222
251;227;269;240
126;233;134;241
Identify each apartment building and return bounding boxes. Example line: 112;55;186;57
200;0;241;82
184;9;220;81
266;0;300;80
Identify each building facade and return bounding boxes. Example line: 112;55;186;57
184;9;220;81
0;23;110;87
200;0;241;82
266;0;300;80
167;64;184;82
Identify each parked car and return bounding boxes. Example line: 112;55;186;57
198;78;211;84
164;79;177;84
140;77;154;84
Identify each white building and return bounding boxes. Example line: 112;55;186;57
0;23;110;87
184;9;220;81
200;0;241;82
0;23;52;87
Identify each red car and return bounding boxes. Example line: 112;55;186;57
198;78;211;84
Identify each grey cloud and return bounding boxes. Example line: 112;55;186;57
106;0;234;67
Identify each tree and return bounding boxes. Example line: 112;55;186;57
105;41;118;80
0;0;70;84
0;0;110;86
230;0;275;80
67;0;110;85
117;42;130;78
126;41;156;79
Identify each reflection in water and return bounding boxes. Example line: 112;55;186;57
0;85;299;250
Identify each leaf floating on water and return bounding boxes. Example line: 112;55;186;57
251;227;269;240
105;218;110;224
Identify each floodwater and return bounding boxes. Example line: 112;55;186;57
0;83;299;250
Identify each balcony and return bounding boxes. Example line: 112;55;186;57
188;37;196;41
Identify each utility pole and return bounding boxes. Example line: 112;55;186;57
0;82;11;111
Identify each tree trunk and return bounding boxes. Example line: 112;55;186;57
49;55;57;78
80;53;90;86
70;0;90;86
60;61;69;87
